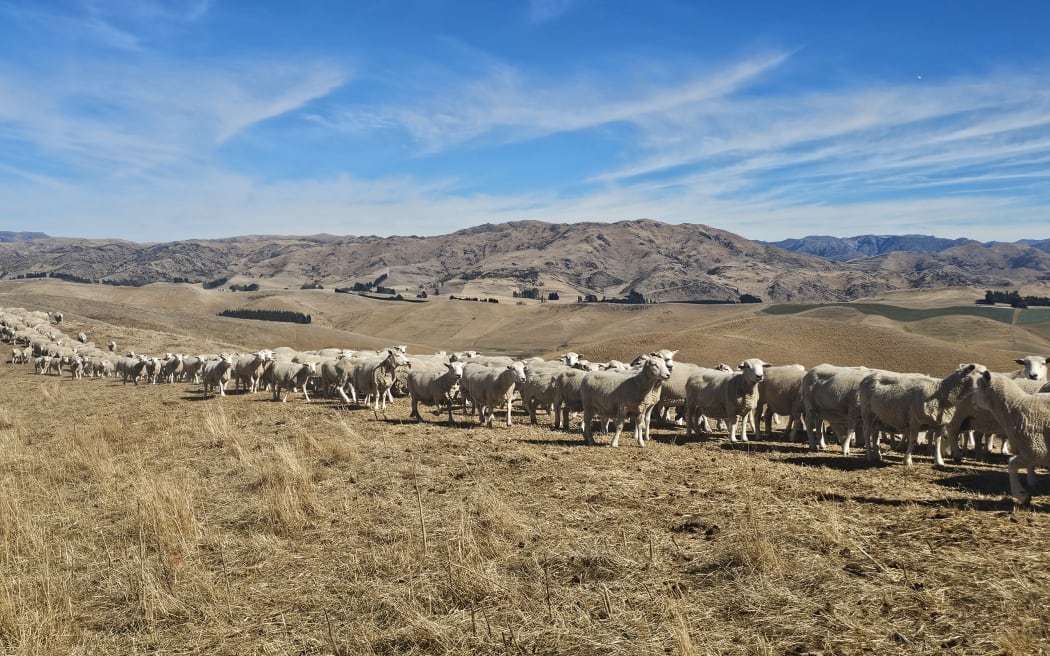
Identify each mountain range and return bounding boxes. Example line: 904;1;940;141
1;221;1047;303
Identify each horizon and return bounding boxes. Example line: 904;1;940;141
2;220;1046;246
2;1;1050;243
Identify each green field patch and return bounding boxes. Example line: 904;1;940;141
1015;307;1050;325
762;302;1019;324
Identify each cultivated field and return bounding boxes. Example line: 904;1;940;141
1;280;1050;655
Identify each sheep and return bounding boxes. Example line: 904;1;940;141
68;356;84;380
683;358;770;442
944;376;1046;462
1007;356;1050;381
201;354;235;398
351;348;411;410
319;357;356;403
653;362;717;426
460;361;529;427
519;360;575;425
963;368;1050;504
579;354;671;447
755;364;807;440
459;354;515;368
159;353;185;384
77;331;87;343
107;340;116;352
265;360;316;403
553;368;590;430
860;365;979;466
10;347;25;364
233;350;272;393
46;356;63;376
407;362;465;424
181;356;207;384
801;364;871;453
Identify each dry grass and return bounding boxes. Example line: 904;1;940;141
0;283;1050;654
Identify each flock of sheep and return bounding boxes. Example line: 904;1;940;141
4;306;1050;504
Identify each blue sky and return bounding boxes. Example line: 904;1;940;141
1;0;1049;243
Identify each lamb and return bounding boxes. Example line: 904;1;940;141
1007;355;1050;381
263;360;316;402
801;364;871;453
859;365;979;466
199;354;235;398
683;358;771;442
350;348;411;410
579;354;671;447
460;361;529;427
964;368;1050;504
755;364;807;440
407;362;465;424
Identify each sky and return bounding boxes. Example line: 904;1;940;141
1;0;1049;243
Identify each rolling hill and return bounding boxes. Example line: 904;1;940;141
1;220;1047;303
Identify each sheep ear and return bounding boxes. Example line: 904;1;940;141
963;364;975;373
737;362;745;370
763;363;773;368
1015;358;1025;365
981;370;991;381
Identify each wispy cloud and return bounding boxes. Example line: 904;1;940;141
528;0;584;23
0;58;347;176
317;50;790;153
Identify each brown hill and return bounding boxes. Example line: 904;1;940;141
2;220;1048;303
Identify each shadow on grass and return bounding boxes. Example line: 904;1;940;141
814;488;1025;513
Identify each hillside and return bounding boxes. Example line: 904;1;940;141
1;220;1048;303
2;281;1050;654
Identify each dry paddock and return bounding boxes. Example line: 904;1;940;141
0;363;1048;655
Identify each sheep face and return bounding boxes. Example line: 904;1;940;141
1015;356;1050;381
737;358;772;383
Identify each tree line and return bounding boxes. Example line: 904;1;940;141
218;309;312;324
977;290;1050;308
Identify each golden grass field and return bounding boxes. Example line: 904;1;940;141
1;279;1050;655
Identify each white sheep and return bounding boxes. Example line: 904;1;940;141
201;354;235;398
351;348;410;410
579;354;671;447
519;360;574;425
460;361;529;427
1007;355;1050;381
755;364;807;440
233;350;273;393
859;365;979;466
801;364;871;453
683;358;770;442
407;362;464;424
265;360;316;403
944;376;1046;462
964;367;1050;504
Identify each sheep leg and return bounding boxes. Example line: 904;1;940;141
902;430;917;466
582;409;595;445
1008;455;1031;504
610;419;625;447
